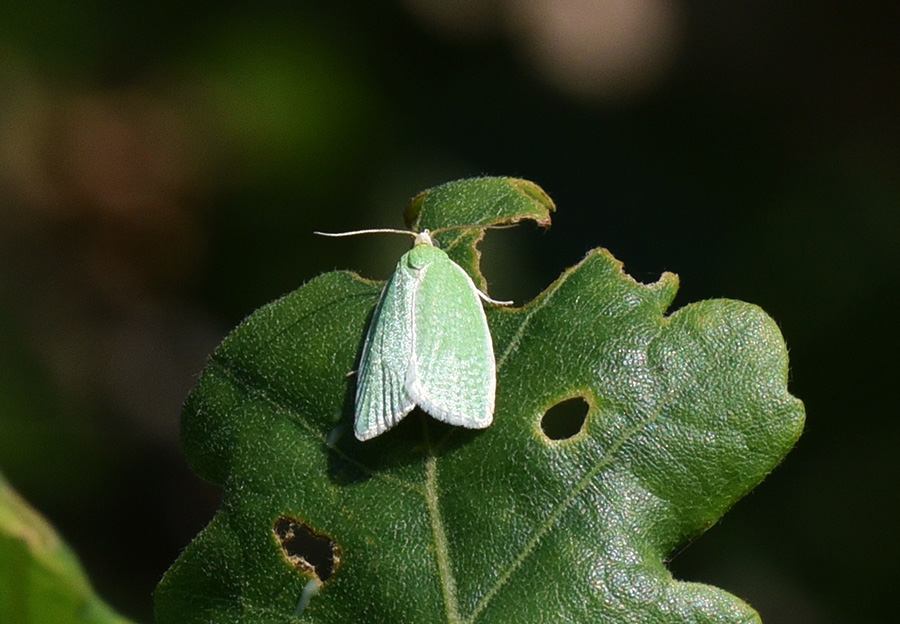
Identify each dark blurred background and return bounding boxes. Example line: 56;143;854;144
1;1;897;622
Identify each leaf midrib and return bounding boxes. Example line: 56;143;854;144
424;451;461;624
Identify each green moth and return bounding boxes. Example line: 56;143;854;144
317;228;506;441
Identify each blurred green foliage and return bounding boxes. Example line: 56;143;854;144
0;474;135;624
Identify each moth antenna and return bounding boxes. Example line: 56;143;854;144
315;228;417;238
429;223;519;236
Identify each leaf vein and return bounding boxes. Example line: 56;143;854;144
495;270;569;371
207;357;424;494
425;451;460;623
466;398;669;622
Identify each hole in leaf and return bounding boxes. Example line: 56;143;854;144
273;517;341;583
541;397;589;440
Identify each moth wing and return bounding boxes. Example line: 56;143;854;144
407;255;495;429
354;261;417;440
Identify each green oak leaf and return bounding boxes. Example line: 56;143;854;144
0;473;136;624
155;177;804;623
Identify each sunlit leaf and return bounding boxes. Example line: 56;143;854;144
156;177;804;623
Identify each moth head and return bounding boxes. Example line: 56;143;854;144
413;230;435;247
